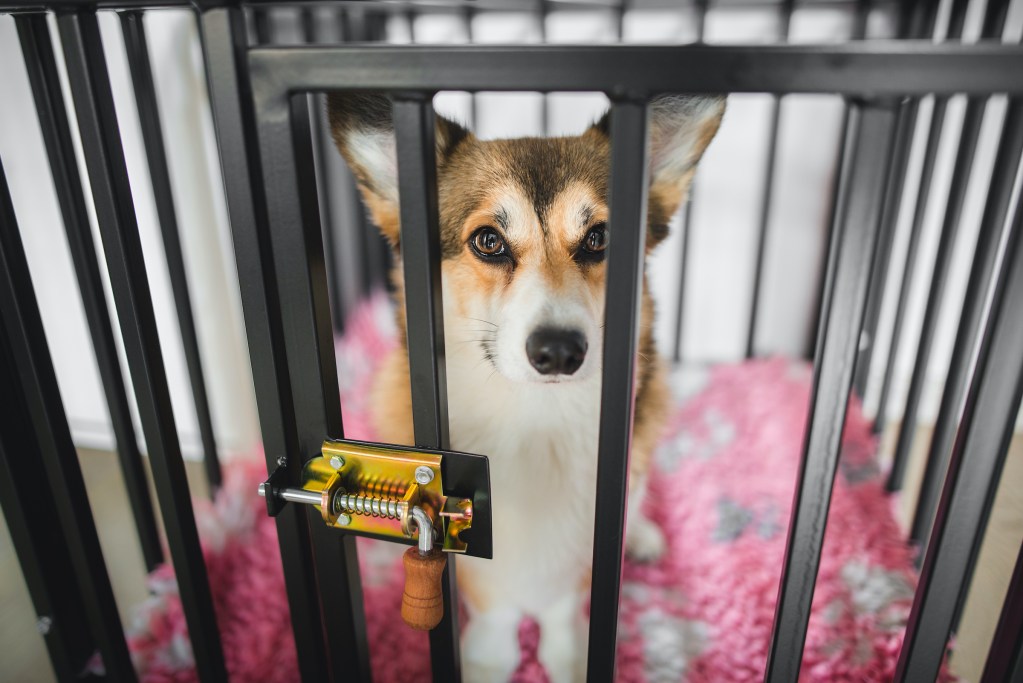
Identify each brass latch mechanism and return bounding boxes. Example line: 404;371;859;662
258;439;491;630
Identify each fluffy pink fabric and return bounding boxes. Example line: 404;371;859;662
126;294;953;682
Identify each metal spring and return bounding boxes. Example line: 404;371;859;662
355;475;407;500
336;492;403;520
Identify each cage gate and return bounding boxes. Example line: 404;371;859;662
0;2;1022;683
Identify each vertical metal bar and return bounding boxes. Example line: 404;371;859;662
671;0;708;364
393;95;460;682
875;0;969;443
253;7;272;45
586;98;650;683
0;346;97;681
120;11;221;493
805;0;871;359
765;101;898;683
874;95;948;438
252;81;371;683
57;11;226;681
851;0;937;397
894;176;1023;683
14;13;162;571
851;97;913;392
890;0;1009;483
693;0;708;39
297;12;345;331
981;540;1023;683
911;97;1023;551
333;10;386;303
462;4;478;130
300;7;315;44
197;7;335;681
671;194;693;364
538;0;549;136
746;0;794;358
0;155;137;682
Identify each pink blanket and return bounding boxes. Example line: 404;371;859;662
127;294;950;682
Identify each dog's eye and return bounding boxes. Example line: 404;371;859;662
576;223;608;263
470;227;509;260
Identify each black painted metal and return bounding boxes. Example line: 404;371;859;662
252;81;374;682
894;166;1023;683
586;98;649;683
889;91;993;500
245;43;1023;96
911;97;1023;553
462;4;478;129
0;155;137;682
197;8;336;680
982;539;1023;683
850;97;911;393
253;7;273;44
672;0;707;364
851;0;937;398
297;4;345;331
672;195;693;363
120;11;222;493
392;95;460;682
874;93;948;441
887;0;1006;492
766;100;898;682
14;12;163;571
538;0;549;135
874;0;970;437
0;339;98;681
805;0;869;360
746;0;794;358
807;102;851;359
883;0;978;488
0;336;97;680
57;11;226;681
0;0;902;7
2;2;1023;681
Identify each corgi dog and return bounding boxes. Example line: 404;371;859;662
328;92;724;682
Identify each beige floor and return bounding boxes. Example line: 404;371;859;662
0;448;208;683
887;427;1023;682
0;433;1019;683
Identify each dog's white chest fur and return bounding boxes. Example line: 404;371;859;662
446;355;601;613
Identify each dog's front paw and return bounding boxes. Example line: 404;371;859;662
462;608;521;683
463;658;519;683
625;514;667;563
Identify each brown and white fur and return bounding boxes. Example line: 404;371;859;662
328;93;724;682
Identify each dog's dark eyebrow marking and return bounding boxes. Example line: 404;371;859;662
494;208;509;230
579;206;594;226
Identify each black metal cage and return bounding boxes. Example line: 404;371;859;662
1;1;1021;682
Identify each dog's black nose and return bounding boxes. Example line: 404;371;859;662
526;328;587;376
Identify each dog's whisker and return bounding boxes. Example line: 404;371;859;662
461;316;498;328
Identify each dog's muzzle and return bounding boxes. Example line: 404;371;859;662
525;328;587;376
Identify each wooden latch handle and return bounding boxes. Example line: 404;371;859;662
401;547;446;630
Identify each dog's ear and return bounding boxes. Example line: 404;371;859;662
590;95;725;246
327;93;470;247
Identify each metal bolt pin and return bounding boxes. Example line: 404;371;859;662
337;513;352;526
330;456;345;470
414;466;435;485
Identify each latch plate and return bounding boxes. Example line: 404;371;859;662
268;439;491;559
304;441;447;543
